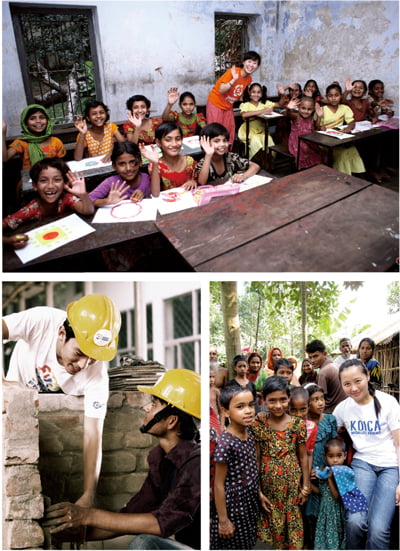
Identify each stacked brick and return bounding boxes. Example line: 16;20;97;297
2;386;44;549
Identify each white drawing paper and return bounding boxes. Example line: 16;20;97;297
14;214;95;264
91;199;158;223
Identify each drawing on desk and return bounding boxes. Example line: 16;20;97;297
92;199;158;223
317;128;354;139
67;155;112;172
14;214;95;264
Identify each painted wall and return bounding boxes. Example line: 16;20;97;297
2;1;398;134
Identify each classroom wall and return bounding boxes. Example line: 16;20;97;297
2;0;398;134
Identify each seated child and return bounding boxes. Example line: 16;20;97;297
3;157;94;249
238;82;279;162
74;100;124;162
3;105;66;170
89;142;150;206
303;79;324;103
196;122;260;185
123;95;163;145
140;122;197;196
162;88;206;137
277;82;303;105
315;84;365;175
342;78;376;122
287;96;323;169
368;79;394;119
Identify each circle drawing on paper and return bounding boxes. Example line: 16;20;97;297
85;160;98;166
111;201;142;219
42;231;60;241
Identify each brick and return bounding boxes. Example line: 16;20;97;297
101;451;137;473
107;392;125;409
3;519;44;549
124;432;154;449
4;465;42;496
5;493;44;520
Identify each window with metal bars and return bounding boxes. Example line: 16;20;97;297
164;291;201;373
10;4;101;125
215;14;249;79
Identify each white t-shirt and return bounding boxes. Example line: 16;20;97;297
333;354;357;367
333;390;400;467
4;307;109;419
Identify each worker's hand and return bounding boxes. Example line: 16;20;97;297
43;502;88;534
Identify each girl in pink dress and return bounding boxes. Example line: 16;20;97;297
287;96;323;170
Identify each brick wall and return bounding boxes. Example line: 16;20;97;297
3;388;155;549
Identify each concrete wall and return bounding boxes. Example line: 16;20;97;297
2;1;399;134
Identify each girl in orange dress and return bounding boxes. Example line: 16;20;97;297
74;100;124;162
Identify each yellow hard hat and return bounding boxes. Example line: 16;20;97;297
138;368;201;419
66;294;121;361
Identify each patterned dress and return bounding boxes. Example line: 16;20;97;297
169;111;206;137
314;478;346;550
305;414;338;519
9;137;66;170
288;116;322;169
148;156;197;191
3;193;79;230
123;117;163;144
79;122;119;157
253;416;306;550
210;430;259;550
195;152;250;183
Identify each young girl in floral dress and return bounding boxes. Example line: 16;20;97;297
140;122;197;196
253;376;310;550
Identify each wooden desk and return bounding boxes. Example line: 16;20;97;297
156;165;399;272
244;111;286;168
3;213;158;272
297;126;395;167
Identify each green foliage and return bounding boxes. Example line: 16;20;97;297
210;281;361;361
387;281;400;314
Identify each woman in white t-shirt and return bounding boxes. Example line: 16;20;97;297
333;359;400;550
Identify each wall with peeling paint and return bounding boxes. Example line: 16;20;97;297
2;1;398;134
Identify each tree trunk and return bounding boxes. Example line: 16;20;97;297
221;281;241;380
300;282;308;357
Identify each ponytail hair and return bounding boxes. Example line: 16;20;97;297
339;359;381;418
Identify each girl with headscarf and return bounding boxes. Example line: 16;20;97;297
3;104;66;170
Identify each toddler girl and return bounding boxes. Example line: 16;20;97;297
287;96;323;169
74;100;124;162
3;105;66;170
211;385;268;549
303;383;338;548
238;82;280;161
3;157;94;249
313;438;346;550
89;142;150;206
315;83;366;175
253;376;310;550
162;88;206;137
140;122;197;196
196;123;260;185
123;94;163;145
357;337;381;387
299;358;317;385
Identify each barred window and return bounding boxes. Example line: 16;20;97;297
164;291;201;372
11;4;101;125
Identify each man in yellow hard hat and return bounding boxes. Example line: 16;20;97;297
2;293;121;507
44;368;201;550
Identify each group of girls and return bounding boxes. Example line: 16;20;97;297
210;339;399;550
239;77;395;176
3;84;263;249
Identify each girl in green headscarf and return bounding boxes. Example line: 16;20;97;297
3;104;66;170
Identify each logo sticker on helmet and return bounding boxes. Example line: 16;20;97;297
93;329;112;347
